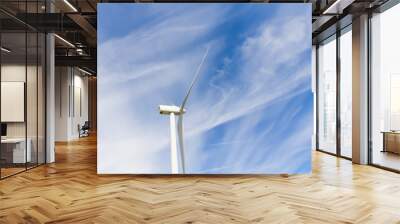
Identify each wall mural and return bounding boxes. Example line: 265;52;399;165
98;3;313;174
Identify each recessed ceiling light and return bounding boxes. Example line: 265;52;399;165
322;0;354;15
1;47;11;53
54;34;75;48
63;0;78;12
78;67;93;76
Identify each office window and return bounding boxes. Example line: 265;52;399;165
339;27;352;158
317;36;337;154
371;3;400;171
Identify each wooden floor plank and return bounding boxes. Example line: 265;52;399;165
1;135;400;223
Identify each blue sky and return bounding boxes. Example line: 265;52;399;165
97;4;312;174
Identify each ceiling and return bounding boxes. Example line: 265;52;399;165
0;0;392;75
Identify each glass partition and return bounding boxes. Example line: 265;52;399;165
38;32;45;165
0;30;28;177
26;0;46;169
0;1;46;179
27;30;38;169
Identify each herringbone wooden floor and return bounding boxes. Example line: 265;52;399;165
1;135;400;224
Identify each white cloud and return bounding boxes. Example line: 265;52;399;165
98;5;312;174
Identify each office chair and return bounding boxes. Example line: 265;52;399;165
79;121;90;138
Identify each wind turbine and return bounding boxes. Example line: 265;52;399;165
159;47;210;174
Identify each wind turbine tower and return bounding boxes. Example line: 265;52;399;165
159;46;210;174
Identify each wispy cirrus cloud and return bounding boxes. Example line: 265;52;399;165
98;4;312;174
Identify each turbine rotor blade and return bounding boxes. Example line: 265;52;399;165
180;46;210;112
177;115;186;174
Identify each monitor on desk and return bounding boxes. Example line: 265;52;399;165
1;123;7;138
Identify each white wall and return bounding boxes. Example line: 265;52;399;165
1;64;38;138
55;67;89;141
55;67;69;141
73;73;89;137
1;63;47;164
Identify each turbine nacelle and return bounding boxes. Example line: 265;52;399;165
159;105;185;115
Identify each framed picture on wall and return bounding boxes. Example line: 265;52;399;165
97;3;313;174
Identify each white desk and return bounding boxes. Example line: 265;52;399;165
1;138;31;163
